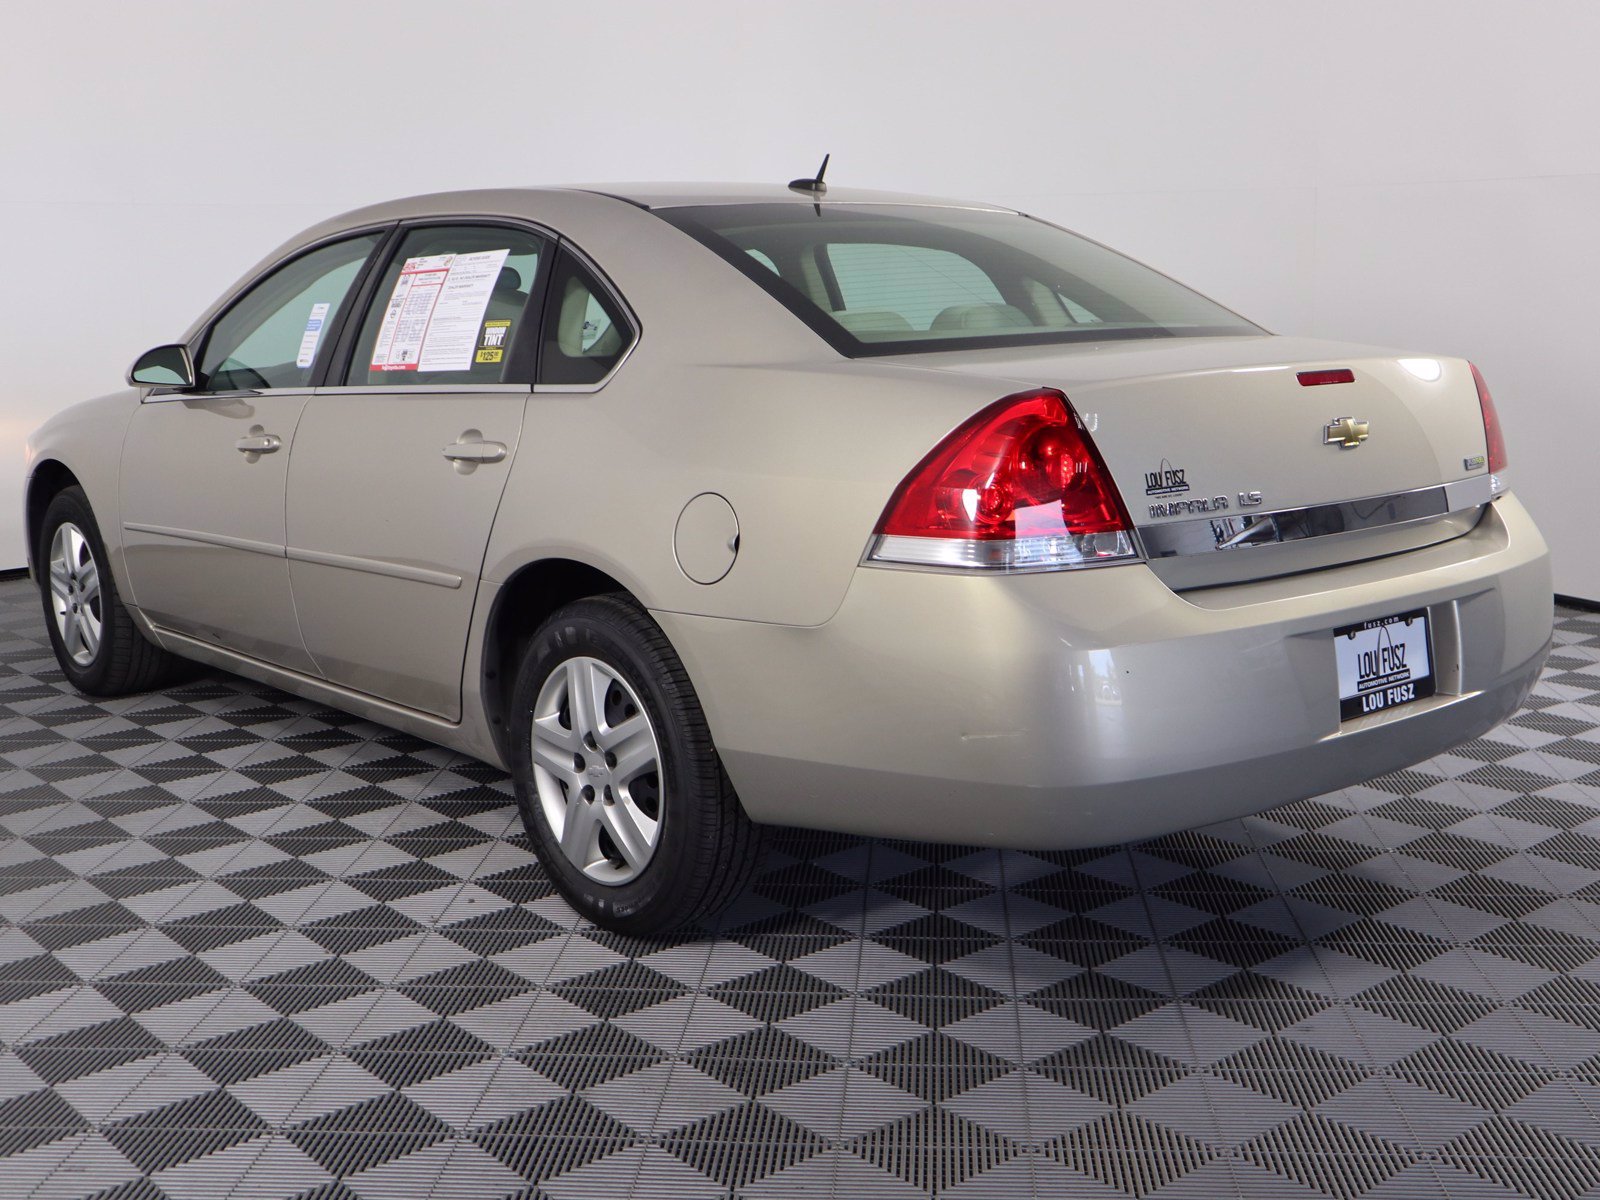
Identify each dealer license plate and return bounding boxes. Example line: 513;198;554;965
1334;609;1435;721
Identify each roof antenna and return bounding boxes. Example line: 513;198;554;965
788;153;830;197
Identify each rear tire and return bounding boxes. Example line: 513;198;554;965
37;486;191;696
508;593;761;935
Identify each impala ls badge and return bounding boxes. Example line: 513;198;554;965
1324;417;1369;449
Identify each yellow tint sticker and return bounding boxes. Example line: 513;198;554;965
476;319;512;364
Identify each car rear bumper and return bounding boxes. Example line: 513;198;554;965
653;494;1552;848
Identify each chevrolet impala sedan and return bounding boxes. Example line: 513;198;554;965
24;182;1553;932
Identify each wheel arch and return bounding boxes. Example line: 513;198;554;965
25;460;84;572
481;556;638;760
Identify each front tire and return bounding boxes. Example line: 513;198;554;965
508;594;761;935
37;486;189;696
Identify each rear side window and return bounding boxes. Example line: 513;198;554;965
538;251;635;386
346;224;545;386
198;233;381;391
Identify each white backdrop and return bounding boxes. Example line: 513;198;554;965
4;0;1596;596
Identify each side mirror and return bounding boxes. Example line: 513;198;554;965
128;344;196;389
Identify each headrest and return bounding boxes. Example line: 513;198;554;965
834;309;915;338
558;278;590;355
929;303;1033;333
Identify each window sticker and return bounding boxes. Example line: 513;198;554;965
370;249;511;372
476;319;511;364
370;254;450;371
295;301;331;369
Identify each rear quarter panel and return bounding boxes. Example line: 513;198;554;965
480;198;1009;628
488;357;1006;627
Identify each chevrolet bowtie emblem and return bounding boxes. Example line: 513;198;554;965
1323;416;1369;449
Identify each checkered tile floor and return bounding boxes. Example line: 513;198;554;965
0;581;1596;1198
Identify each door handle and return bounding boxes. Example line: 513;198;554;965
441;440;507;464
235;433;281;454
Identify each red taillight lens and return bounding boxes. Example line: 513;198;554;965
870;388;1137;570
1469;363;1507;474
1297;368;1356;387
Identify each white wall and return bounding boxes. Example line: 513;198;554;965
4;0;1596;595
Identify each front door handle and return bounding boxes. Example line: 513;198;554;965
441;440;507;464
235;433;281;454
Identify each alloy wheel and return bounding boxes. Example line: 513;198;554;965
48;523;102;667
530;655;663;883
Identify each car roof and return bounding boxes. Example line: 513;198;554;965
299;184;1018;244
569;182;1017;212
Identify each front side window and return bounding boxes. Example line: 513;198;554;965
198;233;382;391
346;224;545;386
657;203;1261;356
538;251;635;386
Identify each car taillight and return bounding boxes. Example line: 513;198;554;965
1469;363;1508;477
867;388;1139;570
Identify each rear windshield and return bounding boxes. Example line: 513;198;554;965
657;203;1262;356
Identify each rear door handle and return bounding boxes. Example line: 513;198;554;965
441;440;507;464
235;434;281;454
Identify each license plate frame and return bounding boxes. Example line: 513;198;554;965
1334;609;1436;721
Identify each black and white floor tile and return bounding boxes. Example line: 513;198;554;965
0;579;1597;1198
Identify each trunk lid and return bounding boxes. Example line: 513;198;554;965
879;335;1495;589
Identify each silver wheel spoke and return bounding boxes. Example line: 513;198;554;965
79;612;101;658
533;708;580;748
601;801;654;871
607;716;657;783
530;732;580;787
48;562;71;604
531;706;579;750
566;659;607;743
559;793;600;863
76;558;99;605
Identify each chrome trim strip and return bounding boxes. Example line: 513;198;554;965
313;384;531;396
1138;478;1493;559
1445;476;1497;510
142;386;315;405
286;547;463;590
863;532;1139;574
124;523;283;558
